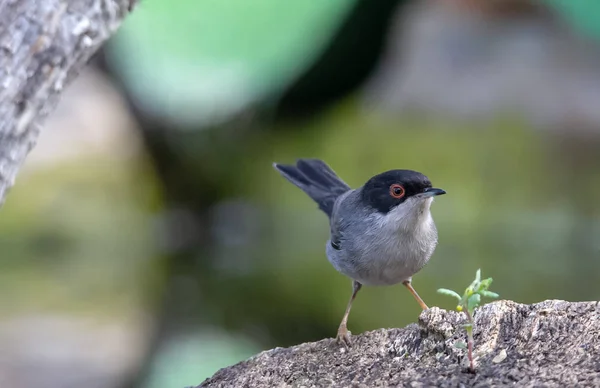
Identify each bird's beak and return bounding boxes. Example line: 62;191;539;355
423;188;446;197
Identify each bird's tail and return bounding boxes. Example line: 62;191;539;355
273;159;351;218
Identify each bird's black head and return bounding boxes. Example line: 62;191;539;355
360;170;446;214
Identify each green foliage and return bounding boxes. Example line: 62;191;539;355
108;0;357;125
438;269;499;317
437;269;499;372
542;0;600;41
437;288;461;300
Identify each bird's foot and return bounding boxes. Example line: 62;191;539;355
336;325;352;347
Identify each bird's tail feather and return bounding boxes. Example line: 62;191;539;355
273;159;350;217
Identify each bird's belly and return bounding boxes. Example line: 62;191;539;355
354;251;426;286
327;237;434;286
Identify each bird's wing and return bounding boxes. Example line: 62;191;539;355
329;191;354;250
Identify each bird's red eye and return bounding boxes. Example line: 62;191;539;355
389;184;405;199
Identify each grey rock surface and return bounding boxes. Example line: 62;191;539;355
198;300;600;387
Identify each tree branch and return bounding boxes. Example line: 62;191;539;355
0;0;136;204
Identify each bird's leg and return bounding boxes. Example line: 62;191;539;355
336;280;362;347
403;280;429;310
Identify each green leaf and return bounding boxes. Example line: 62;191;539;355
474;269;481;283
467;293;481;312
454;341;467;349
437;288;462;301
478;278;493;291
480;291;500;299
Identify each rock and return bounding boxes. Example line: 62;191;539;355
492;349;507;364
196;300;600;387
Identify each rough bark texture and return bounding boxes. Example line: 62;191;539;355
0;0;135;204
198;300;600;387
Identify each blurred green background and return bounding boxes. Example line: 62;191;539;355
2;1;600;388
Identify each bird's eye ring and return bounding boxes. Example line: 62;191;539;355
389;184;405;199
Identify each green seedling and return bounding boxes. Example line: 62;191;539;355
437;269;499;372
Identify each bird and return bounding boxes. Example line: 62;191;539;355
273;158;446;346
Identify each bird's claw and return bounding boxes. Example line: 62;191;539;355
336;326;352;347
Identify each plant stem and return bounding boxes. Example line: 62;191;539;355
464;309;475;372
466;327;474;372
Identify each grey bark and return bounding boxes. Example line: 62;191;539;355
198;300;600;387
0;0;135;204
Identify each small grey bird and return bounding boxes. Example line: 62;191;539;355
273;158;446;345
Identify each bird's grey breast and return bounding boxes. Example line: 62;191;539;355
326;193;438;286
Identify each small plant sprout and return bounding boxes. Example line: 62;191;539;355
437;269;499;373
